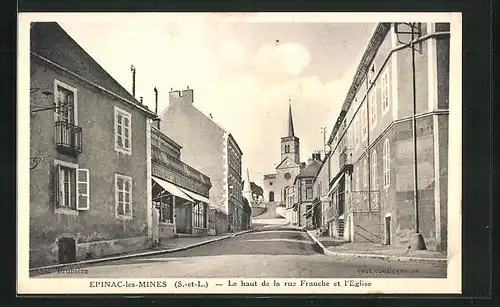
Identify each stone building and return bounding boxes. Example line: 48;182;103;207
323;22;450;251
262;103;303;204
29;22;157;267
157;89;246;233
290;154;322;228
150;124;212;241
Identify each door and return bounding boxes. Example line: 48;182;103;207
58;237;76;264
269;191;274;202
384;216;392;245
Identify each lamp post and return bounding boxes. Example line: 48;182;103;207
407;23;426;250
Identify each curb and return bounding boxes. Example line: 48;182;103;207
306;230;447;265
30;228;260;277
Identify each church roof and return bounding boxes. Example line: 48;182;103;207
275;156;300;170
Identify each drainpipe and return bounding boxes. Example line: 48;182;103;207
409;23;426;250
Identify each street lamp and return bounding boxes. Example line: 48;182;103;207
395;23;426;250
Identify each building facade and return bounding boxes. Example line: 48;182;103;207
290;155;322;228
324;22;450;251
158;88;247;233
150;125;212;241
263;104;303;204
29;22;157;267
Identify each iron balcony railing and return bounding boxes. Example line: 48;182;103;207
55;120;82;155
151;145;211;187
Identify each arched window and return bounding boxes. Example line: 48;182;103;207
285;145;290;153
383;139;390;187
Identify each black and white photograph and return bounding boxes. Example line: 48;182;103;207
18;12;462;294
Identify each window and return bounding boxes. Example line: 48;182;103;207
193;202;207;228
54;161;89;211
372;150;379;209
115;174;132;219
362;106;367;140
383;139;390;187
306;187;313;199
285;145;290;153
369;89;377;128
54;80;77;124
284;172;291;179
356;167;360;191
363;159;368;198
114;106;132;155
354;117;359;146
381;70;390;114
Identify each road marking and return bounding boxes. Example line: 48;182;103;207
245;239;315;245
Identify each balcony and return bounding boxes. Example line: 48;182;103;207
151;145;212;196
55;120;82;155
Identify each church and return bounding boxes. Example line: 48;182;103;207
262;103;304;203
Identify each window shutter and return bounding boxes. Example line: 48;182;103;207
76;169;90;210
54;164;61;207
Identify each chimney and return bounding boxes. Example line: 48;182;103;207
154;87;158;114
130;65;136;97
140;97;143;104
169;86;194;108
153;87;160;129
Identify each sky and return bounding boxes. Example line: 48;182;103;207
57;14;376;186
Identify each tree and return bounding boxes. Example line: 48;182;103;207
250;182;263;202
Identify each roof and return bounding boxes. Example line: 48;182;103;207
275;156;300;170
228;133;243;156
263;173;277;179
327;23;391;145
287;103;295;137
30;22;156;117
295;160;322;180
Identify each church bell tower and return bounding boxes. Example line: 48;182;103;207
280;101;300;164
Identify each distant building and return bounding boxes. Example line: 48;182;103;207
29;22;157;267
262;104;303;204
291;154;322;228
157;89;246;233
150;125;212;240
323;22;450;251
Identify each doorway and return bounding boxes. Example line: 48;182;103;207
384;215;392;245
269;191;274;202
58;237;76;264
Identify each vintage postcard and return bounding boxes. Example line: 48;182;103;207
17;12;462;294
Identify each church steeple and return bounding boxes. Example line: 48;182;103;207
287;100;295;137
280;99;300;165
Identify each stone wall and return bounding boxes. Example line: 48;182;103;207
30;58;151;266
30;236;151;268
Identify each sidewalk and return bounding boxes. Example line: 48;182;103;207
308;232;447;264
29;228;258;276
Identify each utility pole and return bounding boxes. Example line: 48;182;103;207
408;22;426;250
321;126;327;153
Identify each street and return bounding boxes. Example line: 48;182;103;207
37;225;446;278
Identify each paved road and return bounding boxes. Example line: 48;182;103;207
38;225;446;278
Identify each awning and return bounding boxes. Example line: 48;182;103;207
327;173;345;196
152;176;193;202
178;187;211;204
